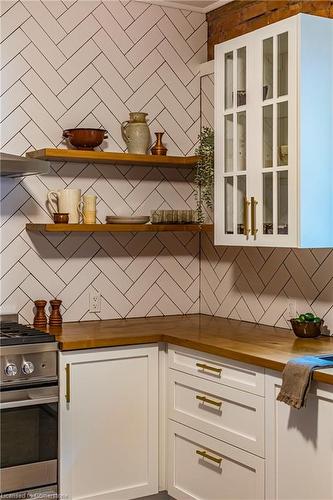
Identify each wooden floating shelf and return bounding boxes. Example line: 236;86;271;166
26;149;199;168
26;223;213;233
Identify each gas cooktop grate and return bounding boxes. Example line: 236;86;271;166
0;323;55;345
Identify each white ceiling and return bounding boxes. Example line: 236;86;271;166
139;0;233;13
169;0;219;8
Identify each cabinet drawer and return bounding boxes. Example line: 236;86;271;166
168;345;264;395
168;370;264;457
168;421;264;500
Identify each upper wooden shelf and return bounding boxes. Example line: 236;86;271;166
26;149;199;168
26;223;213;233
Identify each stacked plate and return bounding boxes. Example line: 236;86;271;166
105;216;150;224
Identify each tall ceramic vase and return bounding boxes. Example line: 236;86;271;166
121;112;150;155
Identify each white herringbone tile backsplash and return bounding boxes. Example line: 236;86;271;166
200;233;333;332
0;0;206;323
2;1;332;332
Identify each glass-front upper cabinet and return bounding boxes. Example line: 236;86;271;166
215;40;251;245
258;28;295;245
215;14;333;248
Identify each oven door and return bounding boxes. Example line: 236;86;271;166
0;385;58;494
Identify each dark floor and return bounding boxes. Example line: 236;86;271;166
136;492;173;500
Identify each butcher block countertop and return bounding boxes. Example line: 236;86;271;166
48;314;333;385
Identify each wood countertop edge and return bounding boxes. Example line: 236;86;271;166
164;338;333;385
163;335;286;371
57;332;333;385
57;334;162;351
312;370;333;385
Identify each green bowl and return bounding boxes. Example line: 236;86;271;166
290;319;323;338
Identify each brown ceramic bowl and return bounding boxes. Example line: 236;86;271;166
53;213;69;224
290;319;323;338
63;128;108;150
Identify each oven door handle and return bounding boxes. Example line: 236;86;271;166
0;386;58;409
0;395;58;409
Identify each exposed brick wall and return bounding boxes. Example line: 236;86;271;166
207;0;333;60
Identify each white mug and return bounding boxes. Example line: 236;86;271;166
47;189;81;223
78;194;97;224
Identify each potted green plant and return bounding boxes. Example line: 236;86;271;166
195;127;214;223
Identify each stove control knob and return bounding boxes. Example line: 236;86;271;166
5;363;18;377
22;361;34;375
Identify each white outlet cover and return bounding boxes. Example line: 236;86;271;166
89;291;101;313
287;300;297;319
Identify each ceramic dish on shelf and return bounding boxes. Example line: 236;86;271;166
63;128;107;150
105;216;150;224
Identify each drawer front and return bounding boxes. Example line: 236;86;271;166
168;370;264;457
168;345;265;395
168;421;264;500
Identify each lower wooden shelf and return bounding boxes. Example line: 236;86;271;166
26;148;198;168
25;223;213;233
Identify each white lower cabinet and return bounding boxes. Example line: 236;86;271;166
168;421;265;500
58;342;333;500
59;345;158;500
167;346;265;500
265;370;333;500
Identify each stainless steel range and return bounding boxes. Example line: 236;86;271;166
0;314;58;498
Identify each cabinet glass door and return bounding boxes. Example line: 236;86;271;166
222;46;250;240
260;31;290;239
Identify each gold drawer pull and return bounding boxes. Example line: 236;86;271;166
243;197;250;239
196;449;222;465
196;394;222;407
65;363;70;403
196;362;222;374
250;196;258;240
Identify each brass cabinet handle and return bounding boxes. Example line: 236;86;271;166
196;363;222;374
196;394;222;408
196;449;222;465
65;364;70;403
243;198;250;239
250;197;258;240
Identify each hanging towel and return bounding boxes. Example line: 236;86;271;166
277;355;333;409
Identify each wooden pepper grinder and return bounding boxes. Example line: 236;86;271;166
49;299;63;326
33;300;47;328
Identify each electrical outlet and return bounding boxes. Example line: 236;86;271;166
89;291;101;313
287;300;297;319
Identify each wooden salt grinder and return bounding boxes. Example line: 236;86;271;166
33;300;47;328
49;299;63;326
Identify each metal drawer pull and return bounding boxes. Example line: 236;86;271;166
65;363;70;403
250;196;258;240
196;362;222;374
196;449;222;465
196;394;222;407
243;197;250;239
